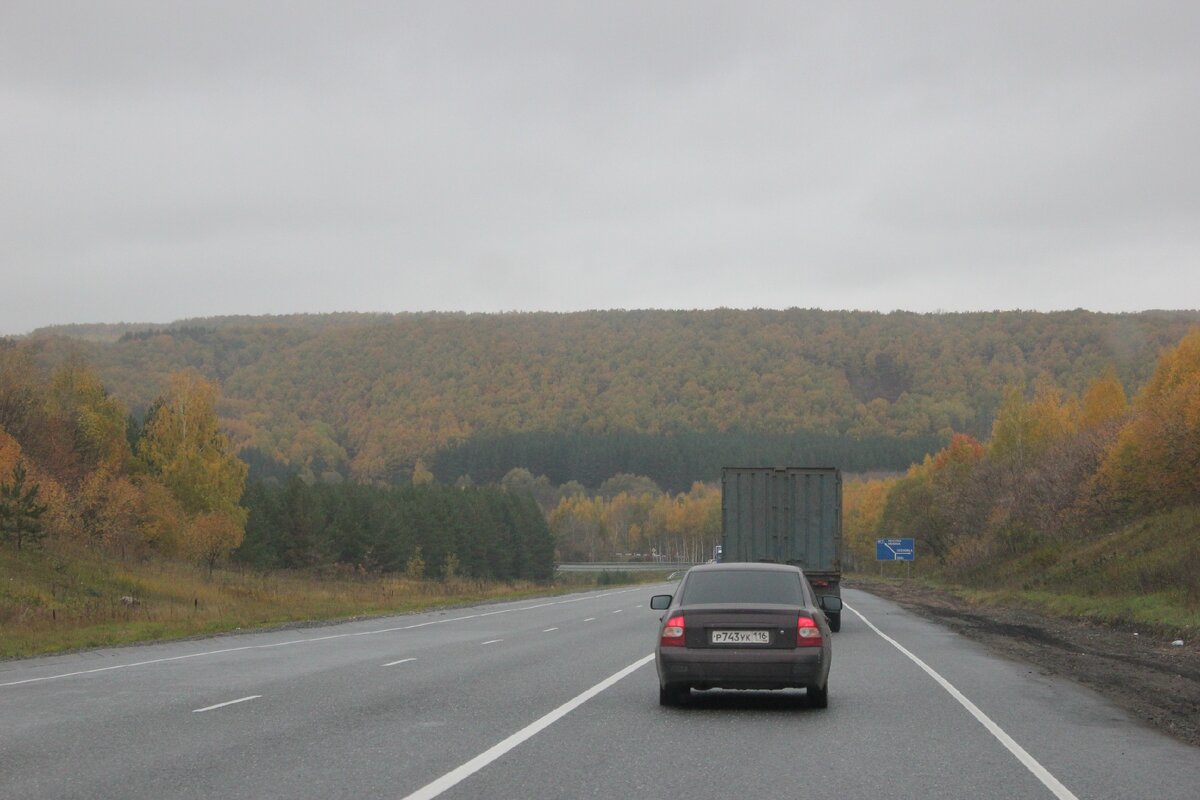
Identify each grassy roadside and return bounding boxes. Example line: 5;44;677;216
849;506;1200;637
849;573;1200;637
0;547;668;660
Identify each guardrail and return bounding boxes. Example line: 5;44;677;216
554;562;700;572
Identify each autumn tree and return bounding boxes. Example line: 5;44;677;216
138;370;248;565
0;426;21;476
1099;328;1200;513
990;381;1075;468
139;371;247;517
77;469;143;558
135;477;188;554
0;344;38;442
598;473;661;499
411;461;434;486
1080;368;1128;429
843;477;894;570
189;512;245;575
877;433;991;564
549;494;608;561
47;359;132;472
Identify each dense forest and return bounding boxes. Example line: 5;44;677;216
5;313;1198;596
0;345;248;568
25;308;1200;488
843;328;1200;608
236;479;552;580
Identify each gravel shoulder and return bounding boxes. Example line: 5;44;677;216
848;577;1200;747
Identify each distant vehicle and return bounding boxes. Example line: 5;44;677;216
650;562;841;708
721;467;843;631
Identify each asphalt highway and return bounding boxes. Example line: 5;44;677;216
2;586;1197;799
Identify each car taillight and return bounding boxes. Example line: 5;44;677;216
796;615;823;647
660;615;685;647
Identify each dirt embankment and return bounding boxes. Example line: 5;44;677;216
849;578;1200;747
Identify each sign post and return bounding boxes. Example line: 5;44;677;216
876;538;915;577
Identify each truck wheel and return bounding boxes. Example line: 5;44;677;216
827;612;841;633
659;684;688;707
806;683;828;709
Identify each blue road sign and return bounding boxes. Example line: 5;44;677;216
876;538;915;561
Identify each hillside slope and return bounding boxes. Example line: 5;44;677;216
25;308;1200;484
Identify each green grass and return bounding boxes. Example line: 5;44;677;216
0;545;650;659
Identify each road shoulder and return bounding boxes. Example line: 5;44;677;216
848;577;1200;747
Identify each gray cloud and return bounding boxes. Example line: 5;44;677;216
3;1;1198;334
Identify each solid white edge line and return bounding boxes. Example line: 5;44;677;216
400;654;654;800
846;603;1079;800
383;658;417;667
192;695;261;713
0;587;656;688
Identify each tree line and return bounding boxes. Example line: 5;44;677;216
548;479;721;564
235;478;554;581
431;430;944;493
0;341;555;583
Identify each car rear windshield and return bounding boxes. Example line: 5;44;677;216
681;570;805;605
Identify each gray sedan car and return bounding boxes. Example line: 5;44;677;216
651;562;841;708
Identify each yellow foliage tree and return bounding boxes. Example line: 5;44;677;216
1099;328;1200;511
78;468;141;556
139;371;247;519
411;460;434;486
138;370;248;565
47;359;132;471
135;477;188;553
843;477;894;569
0;426;21;475
991;380;1076;466
1080;368;1128;429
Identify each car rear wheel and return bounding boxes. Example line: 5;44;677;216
659;683;689;706
827;612;841;632
806;683;828;709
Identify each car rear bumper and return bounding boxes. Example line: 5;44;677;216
657;647;825;690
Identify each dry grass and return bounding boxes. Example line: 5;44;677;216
0;545;626;659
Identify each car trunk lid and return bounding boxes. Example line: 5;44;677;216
681;604;800;649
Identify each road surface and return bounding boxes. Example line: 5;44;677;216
2;586;1197;799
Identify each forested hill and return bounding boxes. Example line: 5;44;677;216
25;309;1200;489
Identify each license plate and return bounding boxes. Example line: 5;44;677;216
710;630;769;645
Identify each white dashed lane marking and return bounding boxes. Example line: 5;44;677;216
192;695;261;713
0;588;650;688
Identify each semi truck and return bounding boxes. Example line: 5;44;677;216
720;466;843;631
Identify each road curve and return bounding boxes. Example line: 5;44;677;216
2;586;1196;800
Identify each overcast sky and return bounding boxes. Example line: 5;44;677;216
3;2;1198;334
